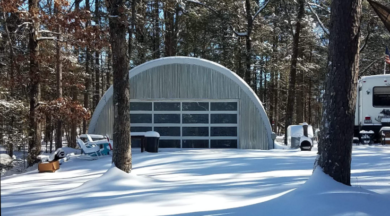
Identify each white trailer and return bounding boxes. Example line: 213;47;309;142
354;74;390;142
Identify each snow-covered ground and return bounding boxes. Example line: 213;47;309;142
1;146;389;215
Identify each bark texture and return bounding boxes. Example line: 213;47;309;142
55;0;63;150
317;0;362;186
28;0;42;166
108;0;132;173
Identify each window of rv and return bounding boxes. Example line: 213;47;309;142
373;86;390;107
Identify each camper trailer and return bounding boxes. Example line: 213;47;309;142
287;123;314;151
354;75;390;142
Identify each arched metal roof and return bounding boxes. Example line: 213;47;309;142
89;57;273;147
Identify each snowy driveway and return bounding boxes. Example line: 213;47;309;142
1;146;389;215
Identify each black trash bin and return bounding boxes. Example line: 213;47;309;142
145;131;160;153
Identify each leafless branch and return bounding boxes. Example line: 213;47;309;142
252;0;271;21
39;30;61;35
360;58;382;75
359;23;372;53
37;37;57;41
307;2;329;36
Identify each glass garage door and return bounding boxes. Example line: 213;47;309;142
129;101;238;148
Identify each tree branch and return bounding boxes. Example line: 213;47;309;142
37;37;57;41
39;30;61;35
307;2;330;36
359;23;372;53
360;58;382;75
252;0;271;21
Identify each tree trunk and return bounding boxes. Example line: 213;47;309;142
28;0;42;166
317;0;361;186
108;0;132;172
107;50;112;89
55;1;63;150
94;0;101;108
245;0;253;86
296;69;304;123
308;77;312;124
284;0;305;144
70;87;77;148
153;0;160;59
259;57;263;100
83;0;91;134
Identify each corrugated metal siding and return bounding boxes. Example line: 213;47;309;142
238;90;268;149
94;63;269;149
130;64;239;99
94;97;114;137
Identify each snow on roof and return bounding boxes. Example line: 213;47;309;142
379;127;390;131
359;130;374;134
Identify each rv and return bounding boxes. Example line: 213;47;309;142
354;74;390;142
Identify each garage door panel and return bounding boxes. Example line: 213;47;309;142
182;102;209;111
211;127;238;136
159;140;181;148
130;101;238;148
182;127;209;136
211;114;237;124
182;114;209;124
154;114;180;123
182;140;209;148
154;127;181;136
211;140;237;148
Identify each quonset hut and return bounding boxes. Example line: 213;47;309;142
88;57;273;149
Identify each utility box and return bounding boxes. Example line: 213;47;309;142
145;131;160;153
287;123;314;151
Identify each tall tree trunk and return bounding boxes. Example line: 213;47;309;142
272;41;279;131
308;77;312;124
70;87;77;148
108;0;132;172
3;12;15;156
128;0;136;63
94;0;101;108
28;0;42;166
55;1;63;150
83;0;91;134
245;0;253;86
259;56;263;100
296;69;304;123
136;0;146;64
284;0;305;144
107;50;111;89
153;0;160;59
317;0;361;186
69;0;82;149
